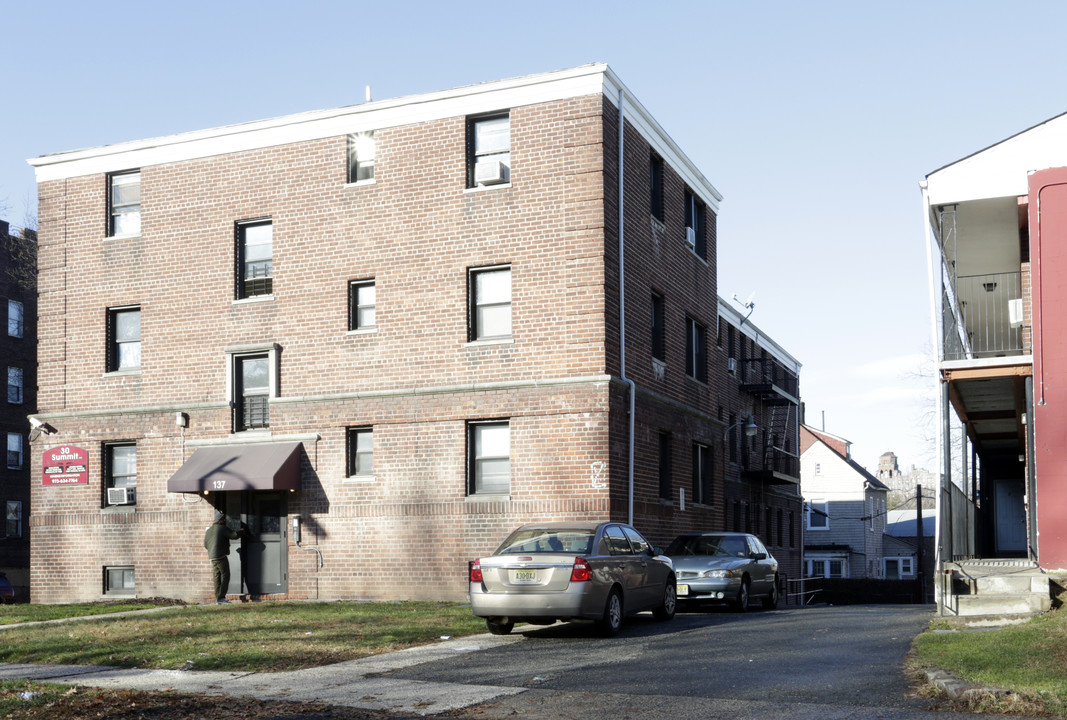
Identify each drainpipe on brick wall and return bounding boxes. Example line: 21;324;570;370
618;88;636;526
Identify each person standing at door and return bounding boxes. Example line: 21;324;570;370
204;513;245;604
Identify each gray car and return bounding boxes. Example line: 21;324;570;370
666;532;778;611
469;521;677;636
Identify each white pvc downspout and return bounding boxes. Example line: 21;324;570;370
618;88;636;526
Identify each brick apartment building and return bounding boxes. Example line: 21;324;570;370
27;64;801;604
1;219;36;601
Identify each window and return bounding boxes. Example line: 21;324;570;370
6;433;21;469
105;444;137;505
692;443;712;504
789;511;796;547
348;280;376;331
684;189;707;258
469;266;511;341
685;317;707;382
658;431;672;501
884;557;914;579
107;307;141;372
806;557;846;579
104;566;135;596
237;220;273;299
235;354;270;431
765;508;773;545
5;501;21;538
467;113;510;187
776;509;783;546
728;413;738;464
732;500;741;532
109;171;141;236
469;421;510;495
650;153;664;222
651;293;666;362
6;367;22;404
807;500;829;530
346;131;375;183
346;427;374;478
7;300;23;338
622;525;651;555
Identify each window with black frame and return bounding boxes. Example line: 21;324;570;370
346;427;374;478
237;220;273;299
236;355;270;430
107;306;141;372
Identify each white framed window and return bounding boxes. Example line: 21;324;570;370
109;171;141;236
226;344;279;433
806;556;847;578
5;500;21;538
6;433;22;469
469;421;510;495
884;557;914;579
107;306;141;372
347;131;376;183
469;266;512;341
346;427;374;479
7;367;23;404
807;500;828;530
348;280;376;331
7;300;23;338
468;113;510;187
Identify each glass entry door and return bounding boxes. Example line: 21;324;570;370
219;491;287;596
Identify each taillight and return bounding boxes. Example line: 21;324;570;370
470;560;483;583
570;557;591;582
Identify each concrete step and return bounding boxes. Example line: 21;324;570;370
955;592;1051;617
975;573;1049;595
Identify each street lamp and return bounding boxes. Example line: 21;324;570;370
723;418;758;440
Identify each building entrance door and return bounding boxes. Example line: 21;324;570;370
994;478;1027;556
220;491;288;596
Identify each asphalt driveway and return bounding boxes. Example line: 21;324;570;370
376;604;945;718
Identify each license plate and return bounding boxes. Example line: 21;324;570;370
513;569;539;583
676;584;689;596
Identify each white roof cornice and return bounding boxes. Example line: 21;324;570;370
28;63;722;212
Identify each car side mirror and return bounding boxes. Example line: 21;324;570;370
651;547;664;556
752;552;767;561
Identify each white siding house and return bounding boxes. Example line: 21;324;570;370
800;426;889;579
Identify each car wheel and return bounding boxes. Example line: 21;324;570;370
599;588;623;636
653;580;677;621
732;578;749;613
486;619;514;635
762;577;779;610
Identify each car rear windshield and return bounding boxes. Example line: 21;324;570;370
667;535;747;558
497;529;595;555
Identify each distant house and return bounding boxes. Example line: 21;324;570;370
800;425;889;579
886;508;934;601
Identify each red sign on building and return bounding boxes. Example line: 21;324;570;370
42;446;89;486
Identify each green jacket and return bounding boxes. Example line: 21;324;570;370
204;523;241;560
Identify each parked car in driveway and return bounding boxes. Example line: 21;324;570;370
469;521;677;636
666;532;778;611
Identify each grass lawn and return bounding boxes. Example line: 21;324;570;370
910;609;1067;716
0;599;180;625
0;600;487;672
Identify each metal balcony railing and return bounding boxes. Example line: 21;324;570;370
943;270;1027;361
739;357;799;400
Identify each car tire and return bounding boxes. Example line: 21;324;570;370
486;619;514;635
732;578;749;613
762;578;779;610
599;588;623;636
653;580;677;621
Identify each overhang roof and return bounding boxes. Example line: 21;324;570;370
167;442;302;493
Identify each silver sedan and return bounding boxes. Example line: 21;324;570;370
469;522;677;636
667;532;779;611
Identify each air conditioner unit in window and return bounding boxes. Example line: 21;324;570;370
727;357;737;374
475;159;510;186
1008;298;1024;326
107;487;132;505
685;226;696;247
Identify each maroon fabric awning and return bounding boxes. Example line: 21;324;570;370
167;442;302;493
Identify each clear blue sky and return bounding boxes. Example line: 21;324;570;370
5;0;1067;472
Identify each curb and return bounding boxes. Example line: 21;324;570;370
924;668;1012;701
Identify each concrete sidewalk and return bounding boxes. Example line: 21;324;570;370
0;633;529;716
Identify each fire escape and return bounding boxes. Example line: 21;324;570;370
739;354;800;485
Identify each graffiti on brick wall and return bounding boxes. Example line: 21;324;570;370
590;460;607;489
